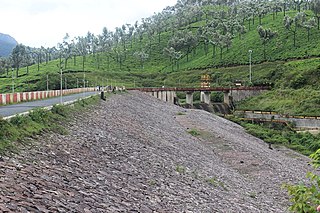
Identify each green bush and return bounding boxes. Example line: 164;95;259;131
29;108;51;124
210;92;223;102
176;165;186;174
0;119;19;141
237;119;320;156
284;149;320;213
188;129;201;137
51;104;69;117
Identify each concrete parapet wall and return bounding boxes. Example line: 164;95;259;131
0;87;95;106
230;89;266;102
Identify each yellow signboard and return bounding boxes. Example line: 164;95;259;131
201;74;211;88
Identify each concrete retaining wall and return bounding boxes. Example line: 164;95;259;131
230;89;266;102
236;111;320;129
0;88;95;106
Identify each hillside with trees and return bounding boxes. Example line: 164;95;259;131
0;33;18;57
1;1;320;211
0;0;319;115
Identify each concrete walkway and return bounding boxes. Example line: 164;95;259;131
0;91;97;118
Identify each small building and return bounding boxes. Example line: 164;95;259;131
201;74;211;88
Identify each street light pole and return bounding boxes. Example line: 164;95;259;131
249;50;253;84
47;74;49;91
12;68;14;94
83;71;86;95
60;68;62;104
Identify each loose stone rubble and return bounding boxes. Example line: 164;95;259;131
0;91;316;212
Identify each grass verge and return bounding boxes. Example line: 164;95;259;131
0;95;100;156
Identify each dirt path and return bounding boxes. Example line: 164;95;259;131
0;91;315;212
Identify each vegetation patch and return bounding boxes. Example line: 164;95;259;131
248;192;257;199
176;112;186;116
283;149;320;213
229;116;320;156
188;129;201;137
148;179;157;186
236;88;320;116
0;95;100;155
206;177;227;190
176;165;186;174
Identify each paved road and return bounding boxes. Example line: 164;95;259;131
0;91;98;118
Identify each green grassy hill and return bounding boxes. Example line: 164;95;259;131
0;6;319;115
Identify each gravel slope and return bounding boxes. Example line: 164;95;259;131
0;91;315;212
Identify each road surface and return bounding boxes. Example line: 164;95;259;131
0;91;98;118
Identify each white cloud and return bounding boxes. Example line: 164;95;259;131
0;0;176;48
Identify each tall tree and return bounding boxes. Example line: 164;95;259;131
293;0;304;12
113;47;126;70
168;30;198;62
284;13;305;47
183;31;198;62
11;44;26;77
0;57;10;75
133;50;149;69
311;0;320;29
58;33;74;69
257;26;277;60
257;4;269;24
302;17;316;41
120;24;127;51
32;49;42;72
211;32;233;60
163;47;182;71
24;47;33;75
100;27;113;70
75;36;89;74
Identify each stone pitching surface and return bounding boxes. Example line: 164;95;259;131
0;91;316;213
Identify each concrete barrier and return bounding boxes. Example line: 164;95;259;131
0;87;96;106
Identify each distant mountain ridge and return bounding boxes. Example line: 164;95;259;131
0;33;18;57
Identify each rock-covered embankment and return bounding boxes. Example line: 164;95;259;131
0;91;314;212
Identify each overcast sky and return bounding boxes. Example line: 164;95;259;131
0;0;177;48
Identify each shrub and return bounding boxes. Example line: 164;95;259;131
188;129;201;136
29;108;51;124
176;165;186;174
284;149;320;213
51;105;69;117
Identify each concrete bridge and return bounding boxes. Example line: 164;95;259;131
128;86;270;106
